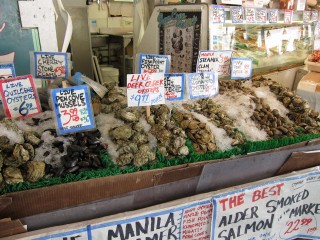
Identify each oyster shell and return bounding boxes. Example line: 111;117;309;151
109;125;133;140
25;161;46;183
24;131;42;146
13;144;30;163
3;167;24;184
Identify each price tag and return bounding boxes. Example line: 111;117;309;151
268;9;278;23
196;50;232;76
211;5;225;24
0;63;15;79
34;51;69;79
231;7;244;24
284;10;293;24
127;73;165;107
164;73;184;101
245;8;255;23
187;72;218;99
0;75;41;118
312;11;319;22
303;11;312;23
138;54;170;74
51;85;95;135
255;8;267;23
231;58;253;80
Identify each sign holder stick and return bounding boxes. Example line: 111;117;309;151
146;106;151;119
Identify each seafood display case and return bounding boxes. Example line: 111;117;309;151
209;9;314;76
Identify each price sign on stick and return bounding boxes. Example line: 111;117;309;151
51;85;95;135
231;58;253;80
138;54;170;74
34;51;69;79
0;75;42;118
303;11;312;23
245;8;255;23
268;9;278;23
196;50;232;76
187;72;218;99
230;7;244;24
255;8;267;23
211;5;225;23
127;73;165;107
312;11;319;22
284;10;293;24
0;63;16;79
164;73;184;101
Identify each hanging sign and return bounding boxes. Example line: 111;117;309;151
245;8;255;23
230;7;244;24
33;51;69;79
127;73;165;107
303;11;312;23
138;54;170;74
51;85;95;135
164;73;185;101
312;11;319;22
187;72;218;99
196;50;232;76
268;9;278;23
211;169;320;240
0;75;41;118
296;0;306;11
211;5;225;23
231;58;253;80
314;39;320;50
284;10;293;24
255;8;267;23
0;63;16;79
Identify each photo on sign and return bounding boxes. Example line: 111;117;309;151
187;72;218;99
158;9;202;73
0;75;42;118
164;73;185;101
211;170;320;240
196;50;233;76
231;58;253;80
0;63;16;79
32;51;70;79
138;54;170;74
51;85;95;135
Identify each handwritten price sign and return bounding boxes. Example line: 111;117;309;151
211;170;320;240
0;75;41;118
34;51;69;79
303;11;312;23
284;10;293;24
231;58;252;80
245;8;255;23
196;50;232;76
51;85;95;135
127;73;165;107
230;7;243;24
0;63;15;79
138;54;170;74
211;5;225;24
268;9;278;23
255;8;267;23
187;72;218;99
312;11;319;22
164;73;184;101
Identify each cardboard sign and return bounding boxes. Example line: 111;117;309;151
34;51;69;79
255;8;267;23
51;85;95;135
231;58;253;80
164;73;185;101
312;11;319;22
268;9;278;23
0;63;15;79
211;169;320;240
0;75;41;118
39;200;212;240
284;10;293;24
138;54;170;74
245;8;255;23
196;50;232;76
303;11;312;23
211;5;225;23
187;72;218;99
230;7;244;24
127;73;165;107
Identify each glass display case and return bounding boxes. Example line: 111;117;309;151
209;9;314;76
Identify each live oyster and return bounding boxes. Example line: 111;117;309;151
25;161;46;183
3;167;24;184
24;131;42;146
